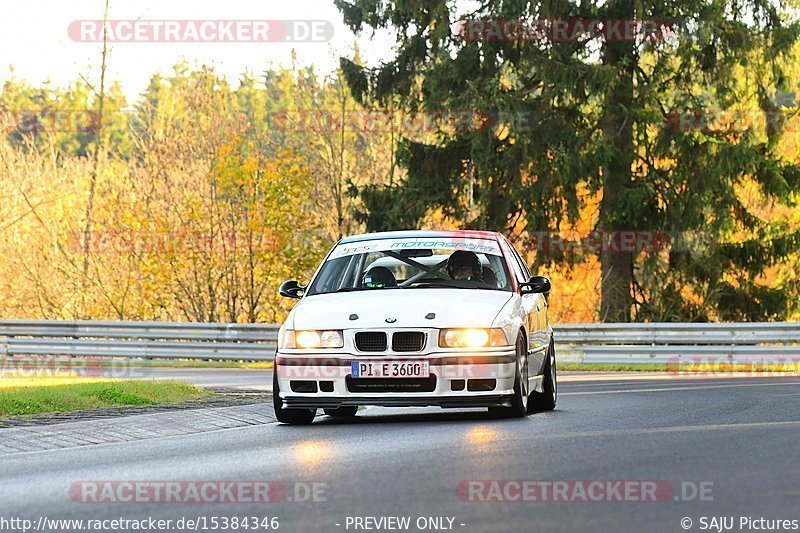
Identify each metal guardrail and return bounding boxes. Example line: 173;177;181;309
0;320;279;362
0;319;278;341
0;319;799;364
556;323;800;363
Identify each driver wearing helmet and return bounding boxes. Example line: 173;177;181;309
447;250;482;281
362;266;397;288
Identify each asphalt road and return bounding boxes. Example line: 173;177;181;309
2;375;799;533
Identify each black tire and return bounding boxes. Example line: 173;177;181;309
488;333;529;419
324;406;359;418
528;337;557;412
273;370;316;425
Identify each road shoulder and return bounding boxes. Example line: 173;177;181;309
0;399;275;456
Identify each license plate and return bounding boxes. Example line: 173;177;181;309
351;360;429;378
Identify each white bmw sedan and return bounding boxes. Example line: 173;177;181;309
273;230;556;424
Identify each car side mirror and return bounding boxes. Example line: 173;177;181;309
520;275;551;294
279;280;305;299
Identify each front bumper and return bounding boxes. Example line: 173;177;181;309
275;348;517;409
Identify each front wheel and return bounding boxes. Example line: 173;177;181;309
488;333;529;419
528;337;557;412
273;370;316;425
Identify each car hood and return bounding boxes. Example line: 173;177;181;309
288;289;514;330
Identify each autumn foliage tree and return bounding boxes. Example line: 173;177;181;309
335;0;800;322
0;63;326;323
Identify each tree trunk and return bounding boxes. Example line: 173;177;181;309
599;3;635;322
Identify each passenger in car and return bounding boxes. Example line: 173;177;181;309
482;267;499;287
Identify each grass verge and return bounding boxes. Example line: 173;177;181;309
7;359;274;370
0;379;208;417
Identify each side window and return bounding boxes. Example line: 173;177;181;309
313;254;359;292
312;256;346;292
502;239;528;283
511;246;531;280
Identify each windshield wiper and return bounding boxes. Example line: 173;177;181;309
406;280;505;290
327;286;403;294
407;281;474;289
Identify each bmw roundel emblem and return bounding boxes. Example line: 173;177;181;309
385;317;397;323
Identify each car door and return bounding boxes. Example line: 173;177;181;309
504;239;548;372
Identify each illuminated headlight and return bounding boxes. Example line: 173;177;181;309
438;328;508;348
282;330;344;349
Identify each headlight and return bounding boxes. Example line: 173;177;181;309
438;328;508;348
282;330;344;349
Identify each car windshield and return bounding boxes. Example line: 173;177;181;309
306;236;513;295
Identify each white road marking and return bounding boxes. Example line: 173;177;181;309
535;420;800;440
559;372;799;382
561;380;800;395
